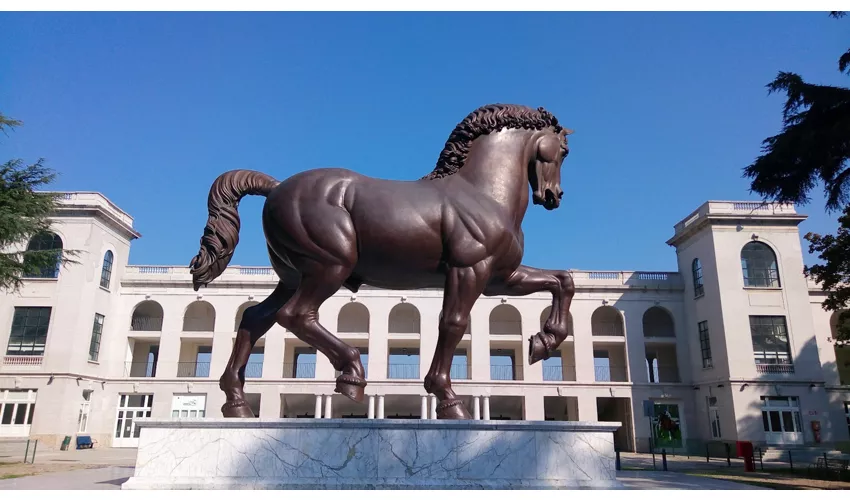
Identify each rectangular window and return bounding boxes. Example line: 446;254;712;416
698;321;712;369
88;314;104;362
6;307;52;356
750;316;792;365
707;397;721;439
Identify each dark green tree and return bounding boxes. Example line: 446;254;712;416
744;12;850;314
0;113;77;292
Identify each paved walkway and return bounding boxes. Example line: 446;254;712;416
0;466;766;490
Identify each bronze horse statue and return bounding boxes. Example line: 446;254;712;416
190;103;576;419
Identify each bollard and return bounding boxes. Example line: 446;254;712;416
706;444;710;463
31;440;38;464
651;449;656;470
615;450;621;471
789;450;793;470
725;443;731;467
23;439;30;464
758;448;764;471
662;449;668;471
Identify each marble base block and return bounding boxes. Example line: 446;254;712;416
122;418;623;490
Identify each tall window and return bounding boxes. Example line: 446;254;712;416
6;307;52;356
88;314;104;362
692;258;704;298
78;391;92;433
22;232;63;279
707;397;721;439
741;242;780;288
750;316;792;366
100;251;114;289
698;320;712;369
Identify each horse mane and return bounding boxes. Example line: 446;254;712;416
422;103;567;180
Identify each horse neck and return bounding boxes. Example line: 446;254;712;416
455;130;533;227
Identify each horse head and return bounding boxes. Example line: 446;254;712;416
529;127;572;211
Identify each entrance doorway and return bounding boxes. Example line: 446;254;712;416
597;397;634;451
113;394;153;447
761;396;804;445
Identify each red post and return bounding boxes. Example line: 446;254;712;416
736;441;755;472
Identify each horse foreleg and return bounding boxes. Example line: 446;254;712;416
425;263;490;419
483;265;575;365
276;265;367;404
221;281;294;417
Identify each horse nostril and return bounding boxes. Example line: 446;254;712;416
558;190;564;199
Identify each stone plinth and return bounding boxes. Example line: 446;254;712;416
122;418;622;489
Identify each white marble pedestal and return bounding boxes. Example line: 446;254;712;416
122;418;623;489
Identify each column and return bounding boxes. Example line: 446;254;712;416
262;326;285;379
469;306;490;381
314;394;322;419
577;393;598;422
430;396;437;420
482;396;491;420
377;395;385;419
368;395;375;419
523;394;545;421
259;386;280;418
522;306;543;382
324;395;333;418
572;304;595;383
419;307;440;379
473;396;481;420
420;396;428;419
623;307;647;383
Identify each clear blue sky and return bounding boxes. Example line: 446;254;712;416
1;12;847;272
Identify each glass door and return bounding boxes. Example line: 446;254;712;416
761;397;803;445
113;394;153;448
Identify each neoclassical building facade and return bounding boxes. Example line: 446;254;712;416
0;192;848;453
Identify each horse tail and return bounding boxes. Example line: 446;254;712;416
189;169;279;291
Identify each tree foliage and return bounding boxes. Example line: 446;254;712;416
805;205;850;316
745;12;850;313
0;114;78;292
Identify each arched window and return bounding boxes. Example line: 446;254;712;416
741;242;780;288
100;250;114;289
23;232;63;279
490;304;522;335
692;258;704;298
591;306;624;336
388;303;421;334
643;306;675;338
131;300;164;331
183;301;216;332
338;303;370;334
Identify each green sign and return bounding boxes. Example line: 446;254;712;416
652;403;682;449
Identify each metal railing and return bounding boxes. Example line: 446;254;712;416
388;364;419;380
130;316;163;331
490;365;523;381
543;365;577;381
756;363;795;374
2;356;44;367
648;365;681;383
244;362;263;378
124;362;157;377
282;363;316;379
449;363;471;380
177;362;211;378
594;365;628;382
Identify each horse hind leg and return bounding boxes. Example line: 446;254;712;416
221;281;294;417
276;264;367;404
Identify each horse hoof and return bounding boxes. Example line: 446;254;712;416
437;399;472;420
335;374;367;403
222;399;254;418
528;332;551;365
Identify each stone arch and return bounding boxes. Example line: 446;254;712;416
388;303;421;334
490;304;522;335
131;300;164;331
591;306;624;336
183;301;216;332
234;301;261;331
643;306;675;338
338;302;370;333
